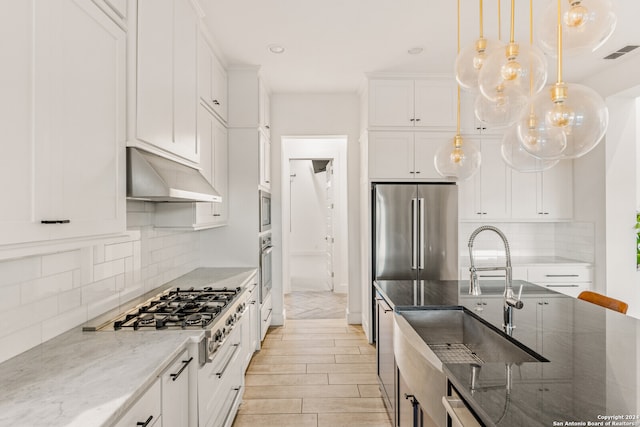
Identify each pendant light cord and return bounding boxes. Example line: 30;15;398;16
479;0;484;38
498;0;502;41
509;0;515;44
457;0;461;135
557;0;563;83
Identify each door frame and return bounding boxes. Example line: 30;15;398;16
281;136;349;299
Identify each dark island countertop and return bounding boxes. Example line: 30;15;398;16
374;279;639;427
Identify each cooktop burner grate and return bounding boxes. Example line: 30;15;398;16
113;287;241;330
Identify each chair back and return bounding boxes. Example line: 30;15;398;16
578;291;628;314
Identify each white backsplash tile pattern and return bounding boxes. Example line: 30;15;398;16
0;201;200;364
459;222;595;263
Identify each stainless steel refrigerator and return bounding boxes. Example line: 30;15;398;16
372;182;458;281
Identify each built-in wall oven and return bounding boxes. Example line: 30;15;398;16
259;233;273;304
259;190;271;232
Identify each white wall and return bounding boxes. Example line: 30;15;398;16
270;93;361;324
289;160;332;292
579;53;640;316
0;201;202;364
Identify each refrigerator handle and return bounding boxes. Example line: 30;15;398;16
411;198;418;270
418;198;425;270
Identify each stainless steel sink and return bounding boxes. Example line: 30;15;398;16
393;307;546;427
399;308;546;365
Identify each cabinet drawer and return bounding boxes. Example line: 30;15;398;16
528;266;592;283
114;379;161;427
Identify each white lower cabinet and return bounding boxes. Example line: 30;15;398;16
242;282;260;369
198;325;244;427
113;379;161;427
161;350;193;427
526;265;592;298
260;292;273;342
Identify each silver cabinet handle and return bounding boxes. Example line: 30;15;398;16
545;274;579;277
418;198;425;270
411;198;418;270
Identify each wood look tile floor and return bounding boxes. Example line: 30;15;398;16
232;319;392;427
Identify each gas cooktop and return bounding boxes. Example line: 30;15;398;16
111;287;242;331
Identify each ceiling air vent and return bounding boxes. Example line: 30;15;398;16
604;45;639;59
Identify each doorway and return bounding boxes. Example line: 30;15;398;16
281;137;348;320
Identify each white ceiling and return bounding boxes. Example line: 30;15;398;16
201;0;640;94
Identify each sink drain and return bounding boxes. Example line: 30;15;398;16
429;343;484;364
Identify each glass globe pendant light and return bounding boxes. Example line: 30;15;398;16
501;125;559;172
435;0;481;181
537;0;617;56
477;0;547;104
517;0;608;160
455;0;503;91
500;0;559;173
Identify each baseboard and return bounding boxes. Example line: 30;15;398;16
334;283;348;294
272;311;285;326
346;309;361;325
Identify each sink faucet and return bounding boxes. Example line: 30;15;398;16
468;225;524;335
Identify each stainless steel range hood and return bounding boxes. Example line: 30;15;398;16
127;148;221;202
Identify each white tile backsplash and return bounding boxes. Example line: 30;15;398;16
0;201;203;364
459;221;595;263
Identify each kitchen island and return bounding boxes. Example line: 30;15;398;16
375;279;638;427
0;267;257;427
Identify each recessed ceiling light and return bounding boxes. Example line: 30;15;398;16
268;44;285;54
408;47;424;55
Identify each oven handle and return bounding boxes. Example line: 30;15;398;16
216;343;241;379
262;246;273;255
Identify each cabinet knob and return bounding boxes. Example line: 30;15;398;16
415;171;421;174
409;171;415;174
415;118;421;122
212;99;220;105
410;118;415;122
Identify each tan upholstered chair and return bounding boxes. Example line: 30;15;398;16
578;291;628;314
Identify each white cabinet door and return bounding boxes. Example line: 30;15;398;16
368;132;414;179
368;79;415;127
114;379;161;427
211;118;228;223
541;160;573;220
413;79;456;128
413;134;444;179
459;138;510;220
172;0;198;162
161;350;191;427
136;0;173;151
511;160;573;221
259;132;272;189
199;34;228;123
136;0;199;163
259;82;271;136
0;0;126;246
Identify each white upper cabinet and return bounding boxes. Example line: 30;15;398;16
155;106;228;230
198;33;228;122
259;131;271;190
259;83;271;136
512;161;573;221
368;132;443;180
132;0;199;164
459;138;511;220
368;78;456;129
0;0;126;246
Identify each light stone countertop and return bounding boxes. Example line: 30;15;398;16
0;267;258;427
459;255;592;268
